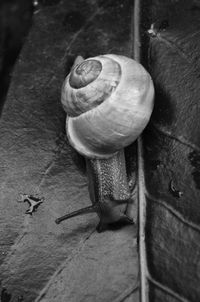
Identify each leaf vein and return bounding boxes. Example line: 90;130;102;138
146;192;200;233
151;122;200;152
148;274;191;302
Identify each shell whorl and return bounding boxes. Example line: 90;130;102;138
61;54;154;159
62;56;121;117
69;59;102;88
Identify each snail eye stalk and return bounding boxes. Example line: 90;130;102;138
55;204;98;225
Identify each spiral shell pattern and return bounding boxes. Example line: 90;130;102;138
61;54;154;159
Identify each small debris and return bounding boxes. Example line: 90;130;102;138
17;194;44;214
33;0;39;7
147;20;169;38
147;23;158;37
169;180;183;198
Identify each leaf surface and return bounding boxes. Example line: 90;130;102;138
0;1;139;301
142;0;200;301
1;0;198;301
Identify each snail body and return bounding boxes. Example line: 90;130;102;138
56;54;154;231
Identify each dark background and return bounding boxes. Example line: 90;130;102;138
0;0;62;111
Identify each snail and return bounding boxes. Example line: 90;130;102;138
55;54;154;232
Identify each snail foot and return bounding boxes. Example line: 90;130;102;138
96;215;134;233
124;215;134;224
96;221;108;233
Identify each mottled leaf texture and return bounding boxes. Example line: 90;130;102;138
0;0;199;301
0;1;138;302
142;0;200;301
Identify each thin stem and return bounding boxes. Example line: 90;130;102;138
133;0;149;301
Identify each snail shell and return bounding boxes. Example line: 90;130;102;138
61;54;154;159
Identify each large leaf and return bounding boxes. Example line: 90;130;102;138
0;1;139;301
1;0;198;301
142;0;200;301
